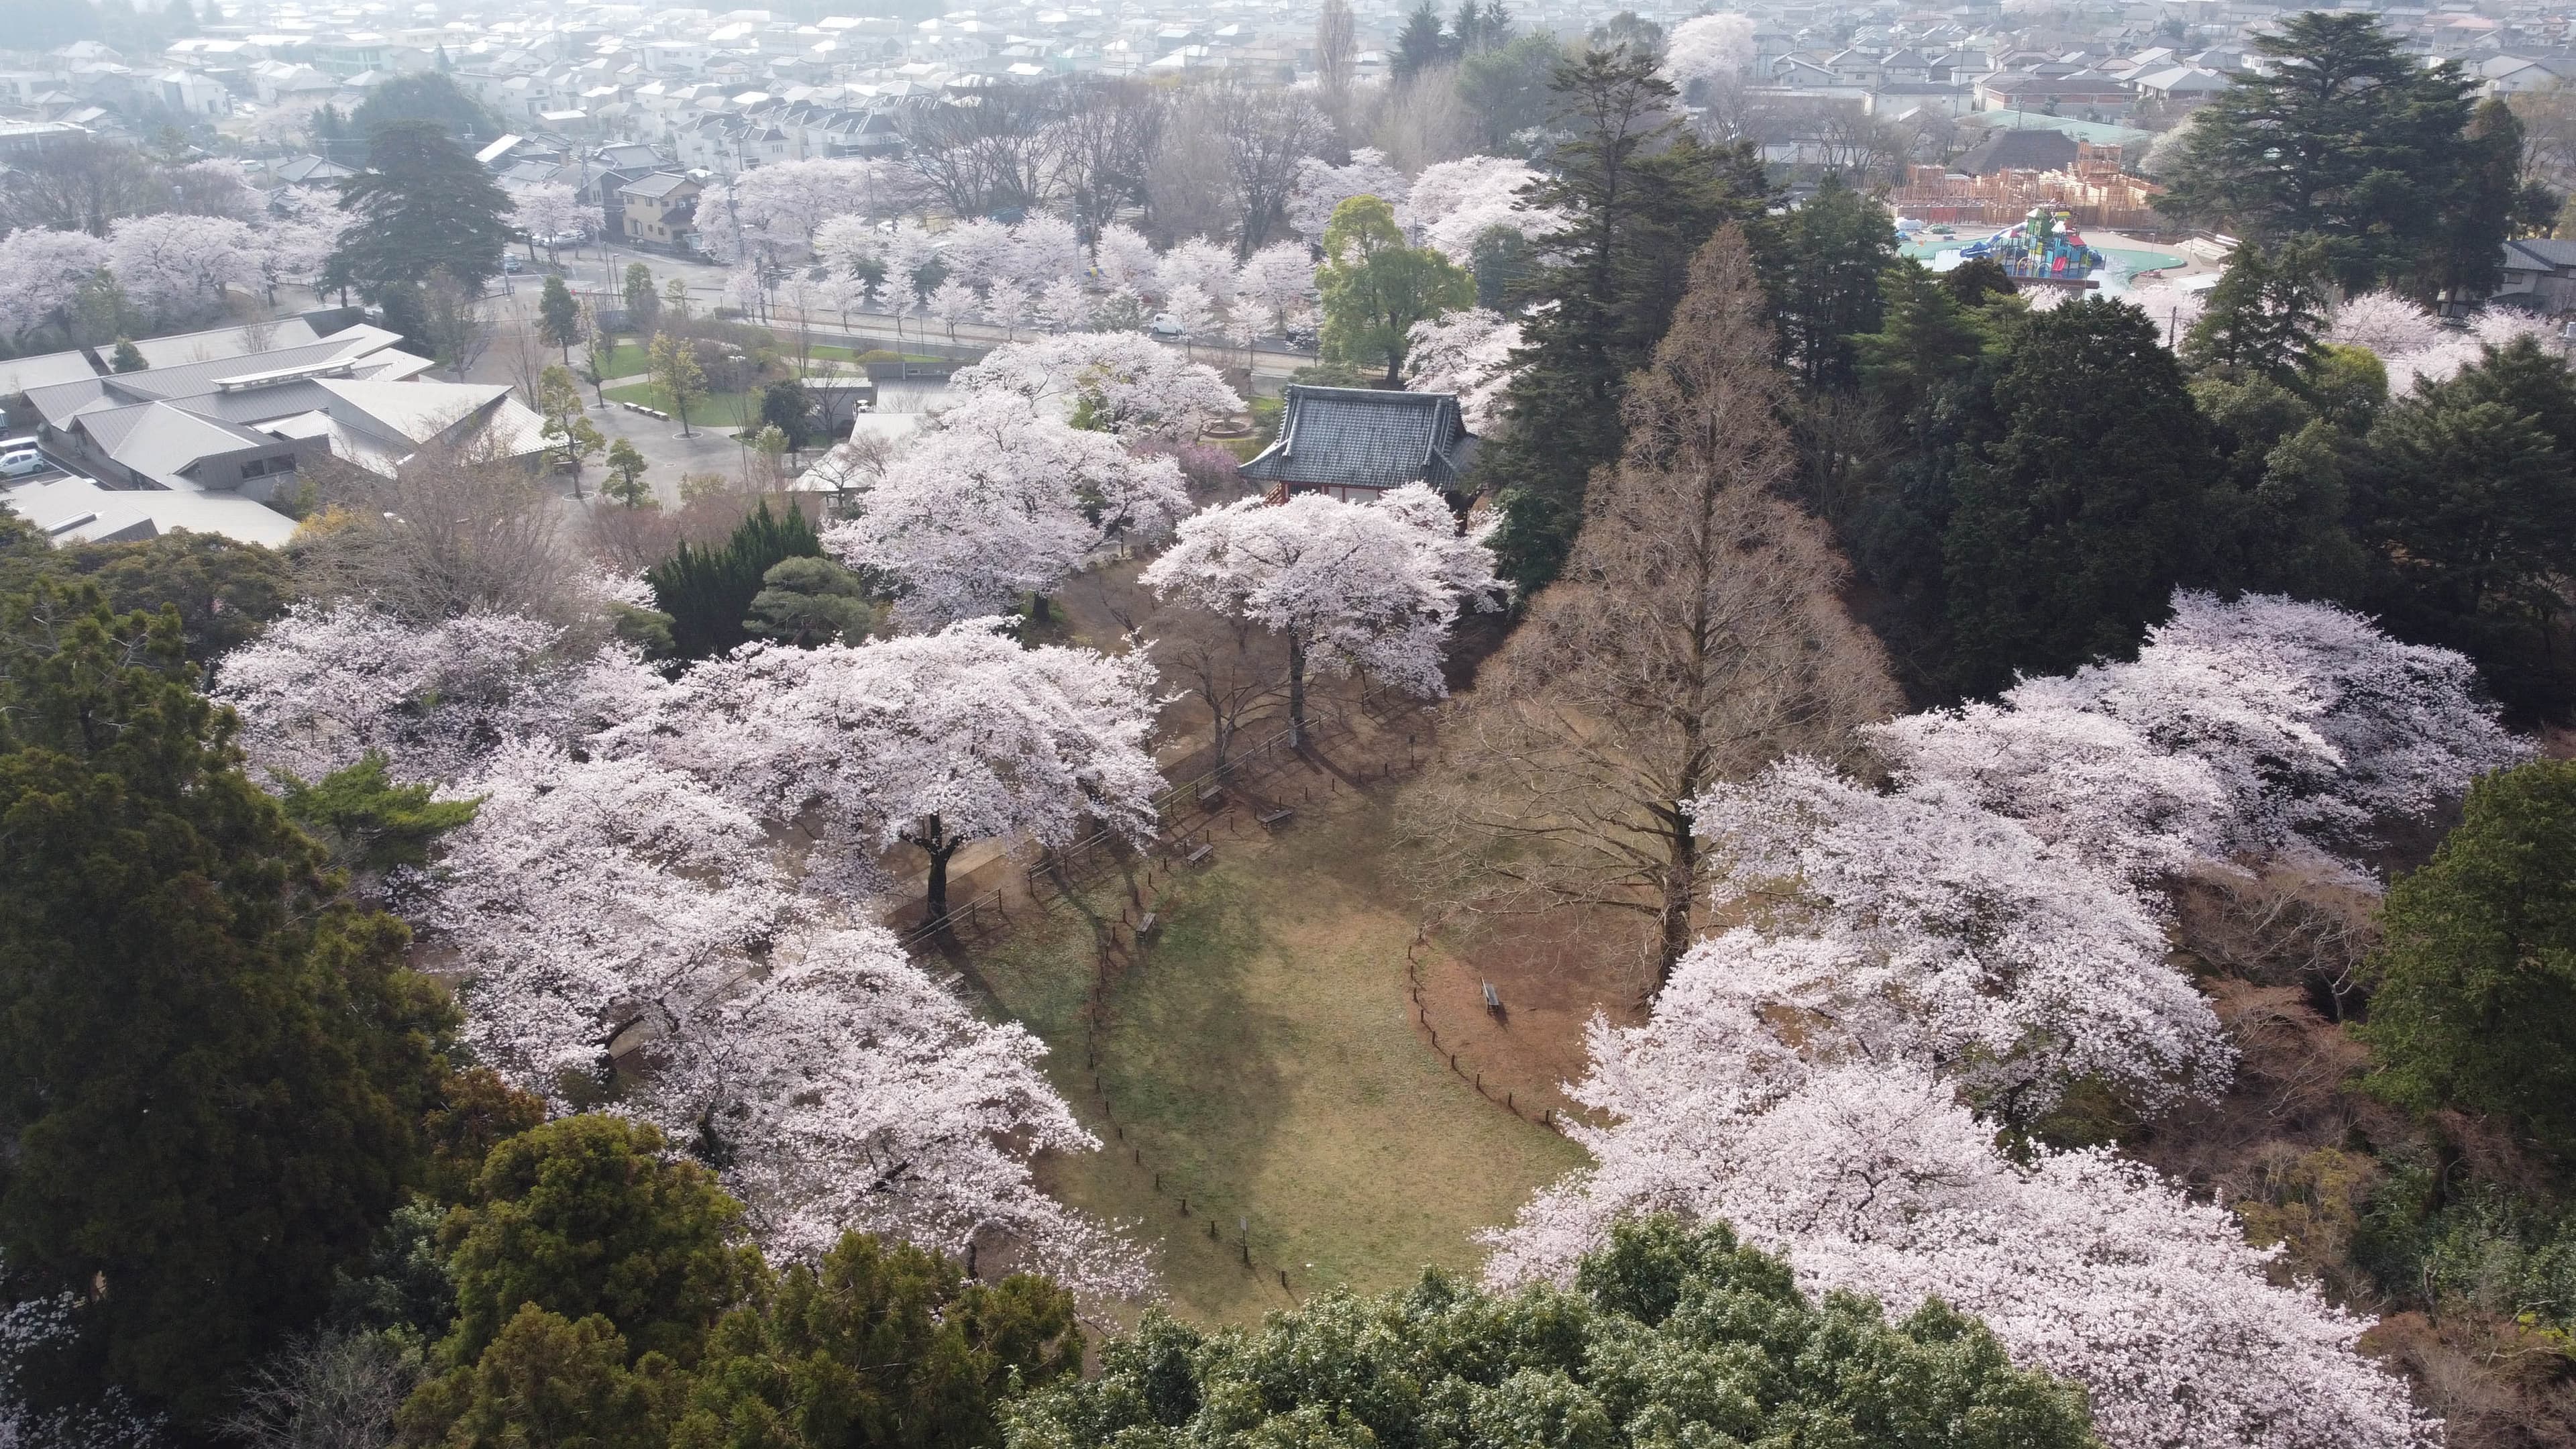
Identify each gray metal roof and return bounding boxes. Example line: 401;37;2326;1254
1240;386;1475;494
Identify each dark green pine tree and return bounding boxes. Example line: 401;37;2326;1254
1392;0;1451;81
2159;12;2485;299
2361;759;2576;1153
538;274;582;362
1760;171;1897;391
1940;298;2214;694
2179;237;2331;383
325;119;517;301
645;498;826;659
1479;46;1768;587
2355;336;2576;714
0;585;453;1425
2424;97;2524;303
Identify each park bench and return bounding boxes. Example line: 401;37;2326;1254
1185;843;1215;865
1257;806;1295;828
1136;912;1159;937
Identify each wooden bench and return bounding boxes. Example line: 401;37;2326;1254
1136;912;1159;937
1256;806;1295;828
1185;843;1215;865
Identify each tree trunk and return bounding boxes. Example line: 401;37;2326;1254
1030;594;1053;624
925;819;957;924
1287;635;1309;748
1654;812;1698;991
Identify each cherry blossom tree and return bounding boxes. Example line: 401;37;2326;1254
1154;237;1236;307
1485;1059;2434;1449
1093;223;1157;293
0;227;109;347
812;213;883;284
1235;240;1317;333
699;158;909;263
1161;281;1216;356
508;182;591;259
423;741;1143;1295
213;602;660;786
938;217;1015;290
621;621;1165;920
107;213;259;320
988;280;1033;339
1403;309;1521;431
1402;156;1556;264
1477;590;2513;1449
1008;215;1083;287
2324;290;2441;357
1141;484;1506;745
822;392;1193;627
1287;148;1407;242
1039;276;1092;333
1659;13;1756;95
927;277;980;342
950;330;1242;441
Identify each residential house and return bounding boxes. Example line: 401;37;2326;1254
621;170;704;246
2496;238;2576;314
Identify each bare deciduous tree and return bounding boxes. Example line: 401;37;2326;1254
900;89;1065;219
219;1329;423;1449
1055;77;1165;245
1371;64;1481;174
1150;604;1289;770
1212;80;1333;257
1317;0;1358;136
0;133;168;236
1409;227;1900;989
419;267;492;381
297;425;581;624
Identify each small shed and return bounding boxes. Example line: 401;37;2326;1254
1239;386;1477;503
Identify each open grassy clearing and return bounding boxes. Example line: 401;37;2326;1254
972;795;1587;1324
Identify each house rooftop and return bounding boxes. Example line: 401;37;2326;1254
1241;386;1477;495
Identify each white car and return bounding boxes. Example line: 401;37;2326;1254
0;447;46;478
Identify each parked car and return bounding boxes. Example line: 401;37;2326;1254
1148;313;1183;339
500;254;525;274
0;447;47;478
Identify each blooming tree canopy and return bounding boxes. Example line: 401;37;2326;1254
1402;156;1555;264
1481;594;2510;1448
1287;148;1408;242
1403;308;1522;431
949;330;1243;442
107;213;260;320
1660;13;1757;94
0;228;109;347
822;392;1193;627
508;183;593;250
1155;237;1237;306
1141;484;1506;743
1235;241;1318;333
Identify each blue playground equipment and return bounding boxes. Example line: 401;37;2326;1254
1953;206;2104;281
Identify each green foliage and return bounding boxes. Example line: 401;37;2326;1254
645;498;825;659
435;1116;763;1375
2356;1155;2576;1343
1759;172;1897;390
651;331;709;432
2188;374;2367;601
1316;195;1478;384
2355;337;2576;712
2160;13;2491;298
352;72;502;145
761;378;818;450
626;262;663;334
745;555;876;647
674;1234;1080;1449
1393;0;1450;81
0;519;292;665
326;119;517;301
0;584;454;1423
605;437;655;509
400;1303;686;1448
2360;759;2576;1152
1005;1216;2099;1449
1458;32;1564;154
1479;46;1768;587
109;337;145;372
2182;239;2331;383
1854;260;1992;421
1941;298;2211;694
278;751;481;877
1469;225;1532;310
539;274;582;358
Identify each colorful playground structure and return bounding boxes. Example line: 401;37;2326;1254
1955;207;2106;286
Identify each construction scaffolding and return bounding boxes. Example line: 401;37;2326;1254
1891;143;2167;230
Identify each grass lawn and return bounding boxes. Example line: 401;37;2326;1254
974;797;1588;1324
603;381;763;430
593;341;654;378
